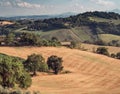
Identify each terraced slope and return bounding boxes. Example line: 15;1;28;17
0;47;120;94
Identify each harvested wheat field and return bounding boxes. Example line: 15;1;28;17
0;46;120;94
0;21;14;26
81;43;120;54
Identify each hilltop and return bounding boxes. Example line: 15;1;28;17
0;46;120;94
0;11;120;46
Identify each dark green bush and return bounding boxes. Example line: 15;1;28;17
116;52;120;59
96;47;109;56
47;55;63;74
111;53;116;58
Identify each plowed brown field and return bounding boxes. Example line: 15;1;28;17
0;46;120;94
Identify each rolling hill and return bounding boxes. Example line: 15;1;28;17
0;46;120;94
98;34;120;44
0;11;120;46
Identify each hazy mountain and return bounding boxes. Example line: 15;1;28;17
0;15;55;20
0;12;76;20
111;9;120;14
56;12;77;18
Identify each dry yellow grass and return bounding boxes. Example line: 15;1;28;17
81;43;120;54
0;21;14;26
0;46;120;94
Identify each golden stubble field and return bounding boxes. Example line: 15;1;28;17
81;43;120;54
0;46;120;94
0;21;14;26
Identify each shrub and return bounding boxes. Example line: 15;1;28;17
70;41;77;48
47;55;63;74
96;47;109;56
0;86;40;94
116;52;120;59
111;53;116;58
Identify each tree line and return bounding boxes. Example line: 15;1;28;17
96;47;120;59
1;32;61;47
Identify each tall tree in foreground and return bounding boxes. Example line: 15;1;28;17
0;54;31;88
47;55;63;74
24;53;48;76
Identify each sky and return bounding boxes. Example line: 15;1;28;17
0;0;120;16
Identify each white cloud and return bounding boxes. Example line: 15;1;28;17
90;0;115;6
0;0;42;8
0;1;11;7
68;0;85;13
17;2;41;8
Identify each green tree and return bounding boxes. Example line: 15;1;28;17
20;32;40;46
111;53;116;58
51;37;58;42
47;55;63;74
41;39;50;46
24;53;47;76
96;47;109;56
5;33;15;45
70;41;77;48
0;54;31;88
116;52;120;59
19;71;32;88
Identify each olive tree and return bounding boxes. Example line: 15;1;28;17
24;53;48;76
47;55;63;74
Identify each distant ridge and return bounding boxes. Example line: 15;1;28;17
0;11;120;46
111;9;120;14
0;12;76;20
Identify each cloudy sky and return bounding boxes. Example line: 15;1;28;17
0;0;120;16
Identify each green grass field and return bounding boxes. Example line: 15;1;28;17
98;34;120;43
71;27;95;42
89;17;120;25
14;26;97;42
14;25;120;45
